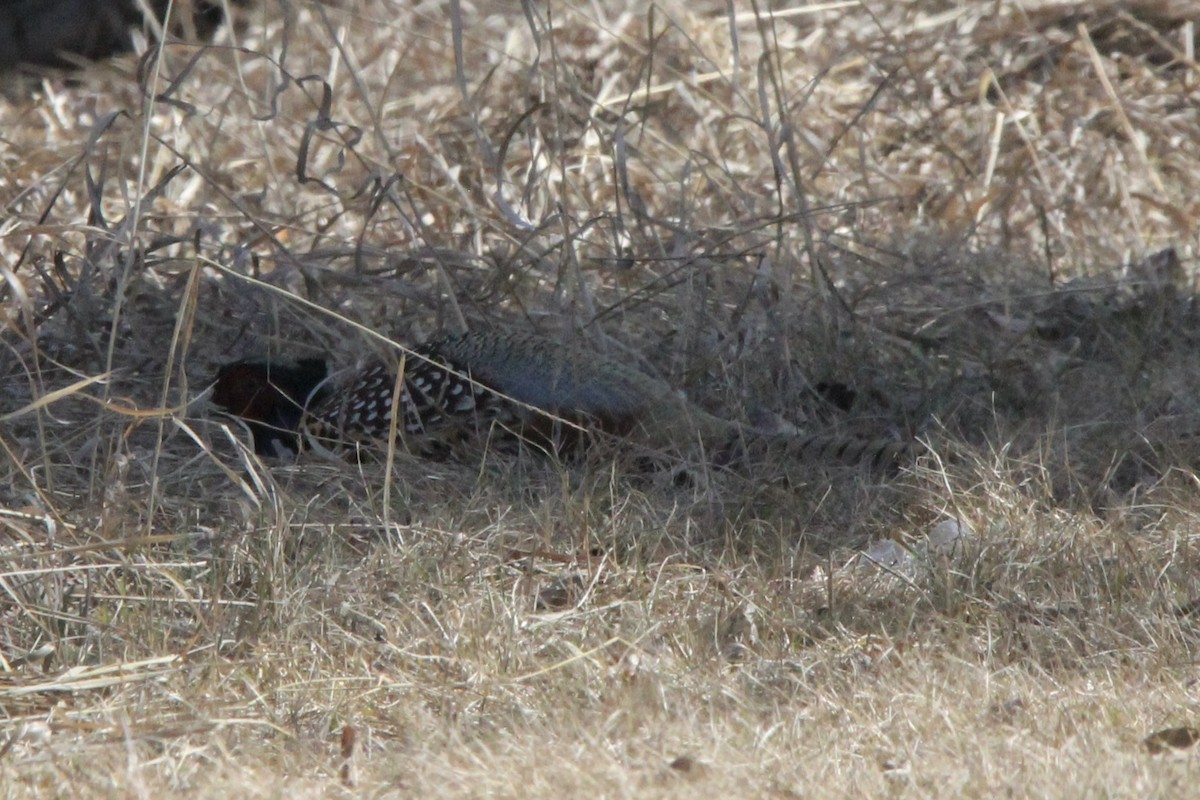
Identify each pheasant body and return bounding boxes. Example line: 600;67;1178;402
213;330;914;469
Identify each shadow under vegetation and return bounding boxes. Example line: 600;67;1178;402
5;220;1198;531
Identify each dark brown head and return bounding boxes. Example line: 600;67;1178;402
211;358;328;456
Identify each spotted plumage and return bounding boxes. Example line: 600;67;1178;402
301;347;513;453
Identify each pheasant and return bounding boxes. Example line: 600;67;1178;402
211;330;916;470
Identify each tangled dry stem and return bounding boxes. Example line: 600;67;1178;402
1;0;1199;796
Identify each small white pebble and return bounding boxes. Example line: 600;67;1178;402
860;539;911;571
926;518;975;558
20;721;52;747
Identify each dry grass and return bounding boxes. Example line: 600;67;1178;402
3;0;1200;795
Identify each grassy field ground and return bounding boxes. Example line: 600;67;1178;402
2;0;1200;796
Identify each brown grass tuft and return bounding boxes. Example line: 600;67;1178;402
2;0;1200;795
